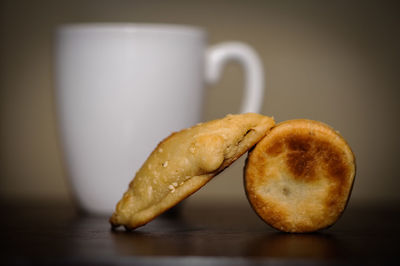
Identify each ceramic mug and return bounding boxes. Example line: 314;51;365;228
54;23;264;215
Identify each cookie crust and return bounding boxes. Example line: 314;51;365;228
244;119;356;233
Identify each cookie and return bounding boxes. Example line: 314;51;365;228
244;119;356;233
110;113;275;230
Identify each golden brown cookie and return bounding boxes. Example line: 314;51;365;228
244;119;356;233
110;113;275;230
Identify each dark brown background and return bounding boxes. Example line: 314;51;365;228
1;0;399;206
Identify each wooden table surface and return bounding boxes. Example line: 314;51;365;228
1;201;399;265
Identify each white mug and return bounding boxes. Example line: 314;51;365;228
54;23;264;215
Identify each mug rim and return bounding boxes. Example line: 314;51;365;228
57;23;206;37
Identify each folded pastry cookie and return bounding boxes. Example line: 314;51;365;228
110;113;275;230
244;119;355;233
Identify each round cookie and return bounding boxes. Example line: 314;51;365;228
244;119;356;233
110;113;275;230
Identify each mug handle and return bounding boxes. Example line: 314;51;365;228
206;42;264;113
